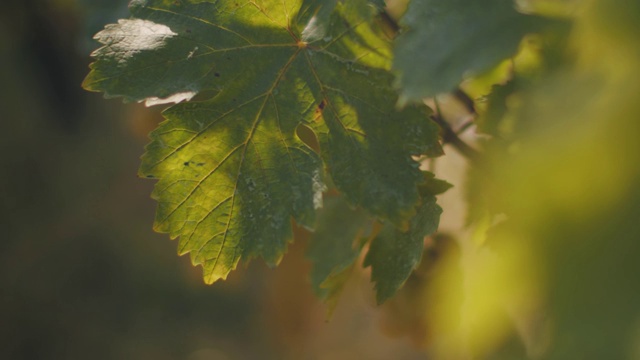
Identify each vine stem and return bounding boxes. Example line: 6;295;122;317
433;98;479;161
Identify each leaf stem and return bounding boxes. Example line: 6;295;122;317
452;87;476;115
433;98;479;161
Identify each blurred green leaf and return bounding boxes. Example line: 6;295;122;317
364;193;442;304
476;80;518;137
455;1;640;358
393;0;543;103
307;195;371;315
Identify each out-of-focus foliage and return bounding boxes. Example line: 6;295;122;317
378;234;463;349
307;195;371;315
364;194;441;304
364;174;451;305
417;0;640;358
393;0;545;103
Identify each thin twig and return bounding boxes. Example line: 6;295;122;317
456;119;475;134
379;9;400;34
433;98;479;161
452;87;476;115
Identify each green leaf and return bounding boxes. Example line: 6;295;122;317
83;0;441;283
364;192;443;304
307;195;371;315
419;171;453;197
393;0;543;103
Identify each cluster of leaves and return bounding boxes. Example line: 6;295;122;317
82;0;545;307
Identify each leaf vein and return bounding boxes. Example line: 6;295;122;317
146;6;254;45
208;48;302;275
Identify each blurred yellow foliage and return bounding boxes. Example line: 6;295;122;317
429;1;640;358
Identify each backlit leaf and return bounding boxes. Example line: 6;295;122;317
83;0;442;283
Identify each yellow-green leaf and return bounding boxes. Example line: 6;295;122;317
83;0;442;283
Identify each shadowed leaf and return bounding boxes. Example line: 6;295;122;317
307;195;371;315
364;173;445;303
393;0;544;103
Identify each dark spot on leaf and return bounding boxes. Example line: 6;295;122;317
314;99;327;121
184;162;190;166
215;72;220;77
196;162;205;167
185;28;192;34
146;175;155;178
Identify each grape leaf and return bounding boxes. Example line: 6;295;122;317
364;186;443;304
393;0;543;103
307;195;371;315
83;0;442;283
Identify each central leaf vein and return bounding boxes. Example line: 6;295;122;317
210;47;302;272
